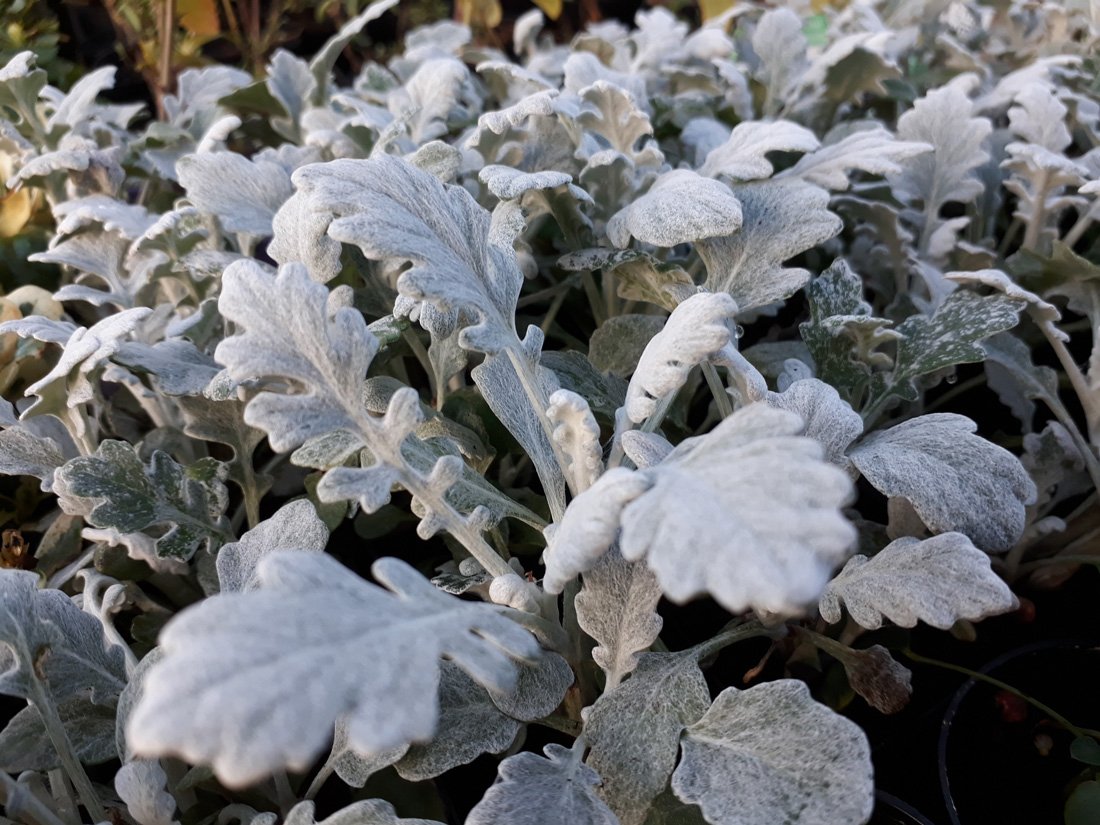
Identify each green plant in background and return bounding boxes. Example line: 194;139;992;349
0;0;79;88
0;2;1098;825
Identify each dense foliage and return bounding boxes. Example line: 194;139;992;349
0;1;1098;823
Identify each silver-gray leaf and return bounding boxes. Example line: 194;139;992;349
699;179;842;313
671;680;873;825
285;799;439;825
177;152;293;236
466;743;620;825
127;551;539;787
766;378;863;469
0;569;127;705
849;413;1036;552
394;663;520;781
606;170;742;249
575;549;663;686
819;532;1018;630
216;500;329;592
584;652;710;825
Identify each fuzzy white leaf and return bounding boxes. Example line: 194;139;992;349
0;426;65;491
487;651;574;721
268;192;343;283
177;152;293;236
215;260;375;453
328;717;408;789
625;292;737;424
849;414;1036;552
699;179;842;312
46;66;116;130
114;760;178;825
542;468;652;594
889;85;991;228
819;533;1018;629
752;9;806;114
547;389;603;492
216;500;329;592
466;744;620;825
575;549;663;685
1007;83;1071;152
781;127;932;191
2;308;151;426
308;0;400;98
698;120;819;181
0;570;127;704
672;680;873;825
618;431;672;469
389;58;472;144
479;165;574;200
619;405;856;614
325;141;511;330
288;155;566;507
127;551;539;787
584;652;710;825
0;699;116;772
606;170;742;249
766;378;863;469
546;405;856;615
394;663;519;781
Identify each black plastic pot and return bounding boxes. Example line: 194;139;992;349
938;640;1100;825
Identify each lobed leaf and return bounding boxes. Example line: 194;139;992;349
53;441;229;561
466;743;620;825
575;549;663;686
606;170;742;249
127;551;540;787
820;533;1018;629
624;292;737;424
849;414;1036;552
584;652;710;825
671;680;873;825
699;179;842;313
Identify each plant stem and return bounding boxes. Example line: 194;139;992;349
1041;319;1100;447
902;648;1100;741
1063;209;1095;249
640;387;680;434
503;346;575;518
0;774;70;825
1021;169;1051;252
158;0;176;100
581;272;607;327
702;362;734;419
303;760;334;801
691;620;778;661
28;678;106;822
272;770;295;815
402;329;439;409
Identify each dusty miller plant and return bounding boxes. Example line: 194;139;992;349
0;1;1099;824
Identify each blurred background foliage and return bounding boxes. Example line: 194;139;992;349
0;0;852;290
1;0;694;110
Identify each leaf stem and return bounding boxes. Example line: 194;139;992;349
1021;169;1051;253
0;774;70;825
690;620;778;661
272;770;296;815
702;362;734;419
28;677;107;822
902;648;1100;741
1041;320;1100;447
